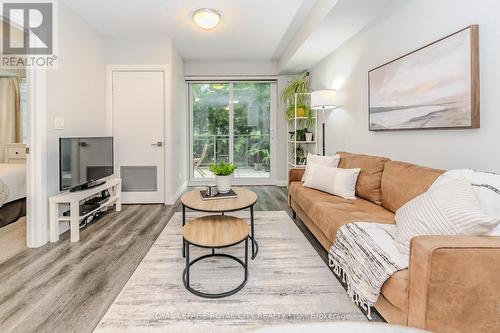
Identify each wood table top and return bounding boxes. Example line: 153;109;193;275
182;215;249;247
181;187;257;212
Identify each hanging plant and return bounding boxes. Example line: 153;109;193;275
281;72;313;124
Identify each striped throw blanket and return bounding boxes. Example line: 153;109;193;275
0;179;8;208
328;222;409;319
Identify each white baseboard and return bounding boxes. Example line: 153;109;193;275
275;180;288;187
167;181;187;205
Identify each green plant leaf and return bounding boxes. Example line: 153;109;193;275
208;161;237;176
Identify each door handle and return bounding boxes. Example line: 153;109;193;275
151;142;163;147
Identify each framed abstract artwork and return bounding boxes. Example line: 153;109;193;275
369;25;479;131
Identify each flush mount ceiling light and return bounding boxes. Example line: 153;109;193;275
193;8;221;29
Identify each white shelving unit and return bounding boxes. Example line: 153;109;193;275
49;178;122;243
287;93;318;170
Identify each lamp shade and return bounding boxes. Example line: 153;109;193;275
311;90;337;110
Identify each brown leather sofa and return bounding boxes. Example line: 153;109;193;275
288;152;500;333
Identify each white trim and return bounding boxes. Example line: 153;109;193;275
26;68;48;248
269;81;278;184
228;83;234;164
106;65;169;204
167;180;187;205
188;84;195;184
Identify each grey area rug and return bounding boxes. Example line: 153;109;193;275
95;211;366;332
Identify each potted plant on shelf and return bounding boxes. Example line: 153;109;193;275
295;145;307;166
295;128;305;141
305;129;313;142
249;148;269;171
281;72;313;126
208;161;237;193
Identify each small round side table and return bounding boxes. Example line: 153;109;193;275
180;187;258;259
182;215;249;298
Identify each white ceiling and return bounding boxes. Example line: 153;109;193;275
61;0;310;61
279;0;398;73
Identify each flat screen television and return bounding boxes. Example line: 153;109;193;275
59;137;114;192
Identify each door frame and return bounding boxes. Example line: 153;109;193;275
26;67;48;248
4;15;49;248
187;80;278;186
107;65;169;204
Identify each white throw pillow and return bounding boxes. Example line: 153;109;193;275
303;162;360;199
431;169;500;236
301;153;340;181
395;179;499;254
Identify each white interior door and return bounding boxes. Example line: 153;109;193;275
112;71;165;203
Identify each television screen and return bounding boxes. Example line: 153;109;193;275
59;137;114;191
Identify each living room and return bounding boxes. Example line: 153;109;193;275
0;0;499;332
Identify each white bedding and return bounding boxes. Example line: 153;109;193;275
0;163;27;204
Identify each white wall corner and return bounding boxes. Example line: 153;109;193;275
167;180;187;205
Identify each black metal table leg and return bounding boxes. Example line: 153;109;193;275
182;239;249;298
185;240;190;287
182;205;186;258
250;205;257;259
245;237;248;277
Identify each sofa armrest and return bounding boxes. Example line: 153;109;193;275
408;235;500;333
288;168;305;186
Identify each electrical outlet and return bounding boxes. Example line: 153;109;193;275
54;117;65;130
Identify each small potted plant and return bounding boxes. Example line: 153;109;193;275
208;161;237;193
295;129;305;141
295;145;307;165
249;148;269;171
304;128;313;142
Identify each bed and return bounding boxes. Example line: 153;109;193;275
0;163;27;228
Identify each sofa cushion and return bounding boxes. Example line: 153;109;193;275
395;180;498;254
338;152;389;205
303;163;360;199
381;269;409;311
289;181;337;212
381;161;445;213
302;153;340;181
289;181;395;242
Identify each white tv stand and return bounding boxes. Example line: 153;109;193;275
49;178;122;243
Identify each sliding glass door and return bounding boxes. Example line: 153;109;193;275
190;81;275;182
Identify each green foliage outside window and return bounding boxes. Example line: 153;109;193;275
192;82;271;168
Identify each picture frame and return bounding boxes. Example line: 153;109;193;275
368;25;479;131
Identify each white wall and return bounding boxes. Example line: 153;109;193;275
167;45;188;203
310;0;500;172
276;75;295;184
185;60;278;77
105;37;172;65
44;3;107;238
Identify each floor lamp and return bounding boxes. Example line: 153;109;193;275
311;90;337;156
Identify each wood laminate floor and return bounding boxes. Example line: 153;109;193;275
0;186;379;333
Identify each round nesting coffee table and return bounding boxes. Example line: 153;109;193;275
182;215;249;298
180;187;258;259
